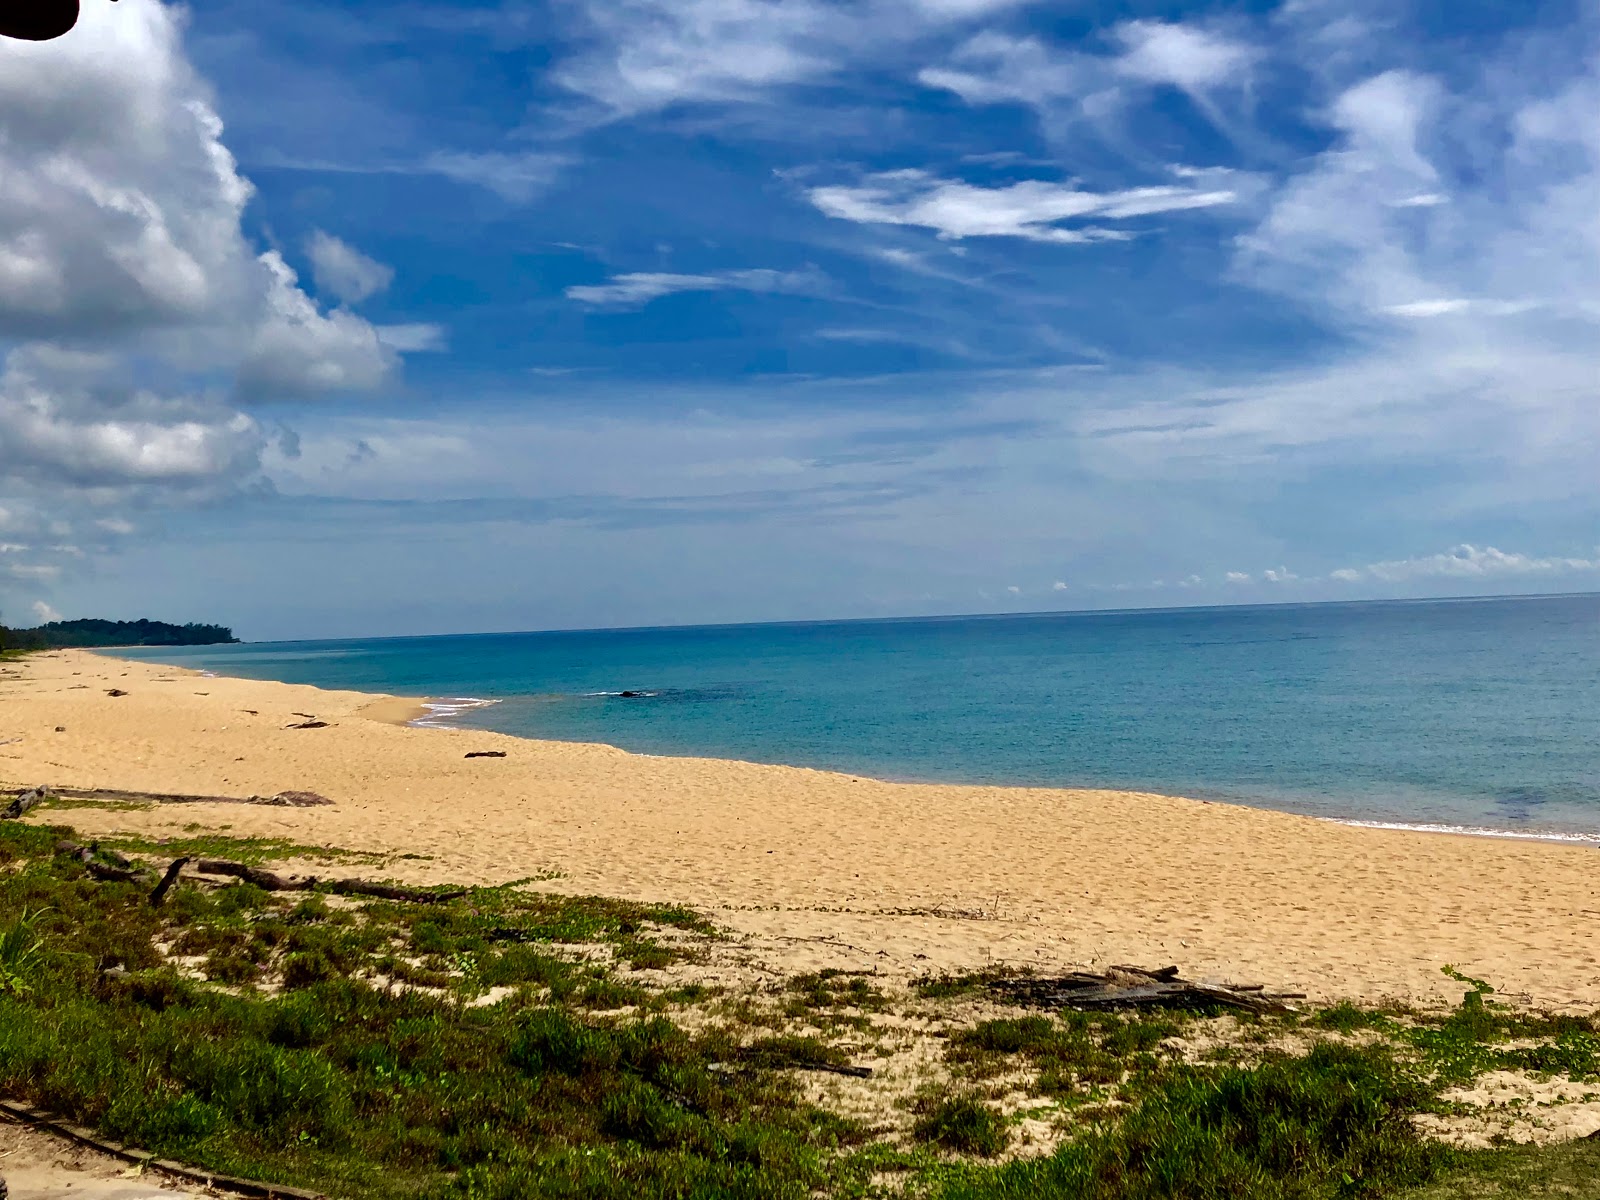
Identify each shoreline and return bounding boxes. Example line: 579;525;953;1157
4;648;1600;1007
401;690;1600;851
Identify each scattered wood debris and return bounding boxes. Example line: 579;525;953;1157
465;750;506;759
989;965;1305;1014
15;785;334;809
286;720;330;729
104;688;128;697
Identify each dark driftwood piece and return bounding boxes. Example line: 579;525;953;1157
1;786;48;820
464;751;506;759
43;786;333;808
197;859;304;890
193;858;467;905
286;720;330;729
323;879;469;904
990;965;1303;1015
149;857;192;907
54;839;151;884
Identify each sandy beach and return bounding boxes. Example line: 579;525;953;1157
2;648;1598;1009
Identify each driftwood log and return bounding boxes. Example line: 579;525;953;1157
31;786;332;808
193;858;467;904
990;965;1304;1015
1;786;48;820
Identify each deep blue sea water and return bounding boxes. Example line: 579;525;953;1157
108;594;1600;838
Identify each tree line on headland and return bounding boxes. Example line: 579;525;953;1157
0;618;239;651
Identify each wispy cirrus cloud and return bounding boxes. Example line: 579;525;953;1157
808;169;1240;243
551;0;1040;119
566;267;825;308
918;19;1257;119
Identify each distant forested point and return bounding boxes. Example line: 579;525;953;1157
0;618;239;650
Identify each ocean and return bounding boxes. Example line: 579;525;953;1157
107;593;1600;839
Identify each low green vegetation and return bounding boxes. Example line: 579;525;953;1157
0;617;236;650
5;817;1600;1199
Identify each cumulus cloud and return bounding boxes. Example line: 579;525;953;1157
808;170;1237;243
31;600;61;623
237;252;396;398
305;231;393;304
0;349;262;487
566;267;824;308
0;0;445;601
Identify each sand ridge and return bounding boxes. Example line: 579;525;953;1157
3;649;1598;1009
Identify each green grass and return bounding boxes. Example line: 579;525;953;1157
99;831;390;866
930;1042;1448;1199
9;817;1600;1200
914;1096;1010;1157
1396;1138;1600;1198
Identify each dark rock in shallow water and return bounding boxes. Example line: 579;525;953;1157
619;690;645;698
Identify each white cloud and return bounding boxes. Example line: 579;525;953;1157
917;32;1088;107
237;252;396;398
420;151;570;203
1358;545;1600;584
1329;567;1362;582
1224;571;1251;583
1006;584;1020;594
809;170;1237;243
566;267;824;308
1262;566;1298;583
554;0;1046;118
1052;580;1069;590
377;323;449;353
31;600;61;623
1113;21;1256;92
95;516;135;535
919;20;1253;120
305;231;393;304
1384;299;1472;318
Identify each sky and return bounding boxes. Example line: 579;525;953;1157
0;0;1597;640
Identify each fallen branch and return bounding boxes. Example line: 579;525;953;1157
149;857;192;907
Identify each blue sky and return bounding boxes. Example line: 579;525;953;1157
0;0;1596;639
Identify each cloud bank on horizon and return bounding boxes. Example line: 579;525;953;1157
0;0;1596;638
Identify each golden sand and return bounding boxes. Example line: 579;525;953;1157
3;649;1598;1008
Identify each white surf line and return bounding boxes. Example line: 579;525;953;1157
410;697;502;729
1330;817;1600;846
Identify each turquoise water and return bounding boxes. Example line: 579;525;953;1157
109;594;1600;837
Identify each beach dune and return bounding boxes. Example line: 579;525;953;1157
3;649;1598;1008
